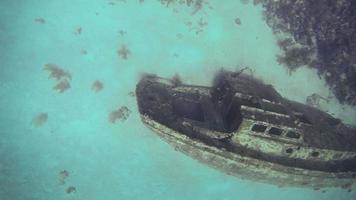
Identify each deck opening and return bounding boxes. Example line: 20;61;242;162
286;131;301;139
223;102;242;132
172;99;204;122
268;127;282;136
311;151;320;157
251;124;267;133
286;148;293;154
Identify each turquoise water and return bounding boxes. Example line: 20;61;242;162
1;1;356;199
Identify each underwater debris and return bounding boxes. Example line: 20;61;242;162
91;80;104;93
58;170;69;184
44;64;72;81
253;0;356;105
66;186;76;194
108;1;116;5
234;17;241;25
109;106;131;123
117;45;131;60
34;18;46;24
31;113;48;127
53;79;70;93
306;93;329;108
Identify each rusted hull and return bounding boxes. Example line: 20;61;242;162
141;115;355;190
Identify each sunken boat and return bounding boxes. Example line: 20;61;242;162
135;70;356;189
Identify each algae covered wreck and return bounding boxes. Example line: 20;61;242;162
136;70;356;189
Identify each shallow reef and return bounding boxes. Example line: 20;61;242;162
251;0;356;105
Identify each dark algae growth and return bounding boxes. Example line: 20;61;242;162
250;0;356;105
43;63;72;93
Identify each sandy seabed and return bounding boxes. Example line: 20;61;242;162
0;1;355;200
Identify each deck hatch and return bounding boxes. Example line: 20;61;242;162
268;127;283;136
286;131;301;139
251;124;267;133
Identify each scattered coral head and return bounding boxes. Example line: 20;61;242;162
59;170;69;184
117;45;131;60
66;186;76;194
92;80;104;92
109;106;131;123
31;113;48;127
34;18;46;24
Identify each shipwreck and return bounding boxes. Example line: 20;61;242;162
135;70;356;189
